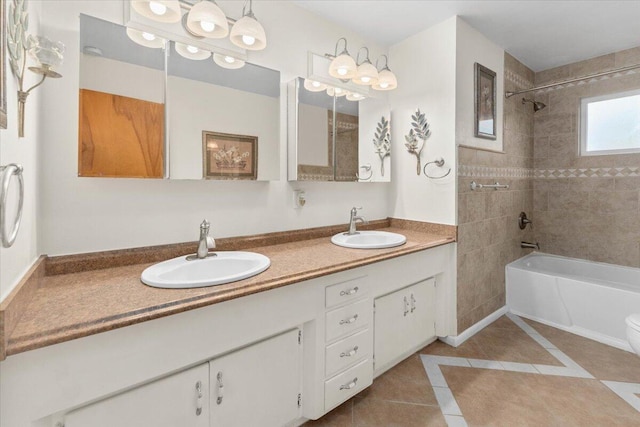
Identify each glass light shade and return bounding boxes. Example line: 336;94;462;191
346;92;365;101
372;69;398;91
352;61;378;85
126;27;165;49
230;16;267;50
175;42;211;60
27;35;64;68
186;1;229;38
303;79;327;92
213;53;246;69
326;87;347;97
131;0;181;23
328;53;357;80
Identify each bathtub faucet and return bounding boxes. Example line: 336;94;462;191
521;241;540;250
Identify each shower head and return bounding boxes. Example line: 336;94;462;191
522;98;546;112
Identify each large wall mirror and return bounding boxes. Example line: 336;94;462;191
288;77;390;182
78;14;280;181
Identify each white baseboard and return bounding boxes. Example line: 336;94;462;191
440;306;508;347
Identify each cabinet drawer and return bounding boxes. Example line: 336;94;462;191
324;358;373;411
325;298;371;342
325;276;368;308
325;329;372;377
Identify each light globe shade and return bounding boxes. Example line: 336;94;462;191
213;53;246;69
230;16;266;50
346;92;366;101
326;87;347;97
303;79;327;92
329;53;357;80
372;69;398;91
126;27;165;49
186;1;229;38
352;61;378;85
131;0;181;23
175;42;211;60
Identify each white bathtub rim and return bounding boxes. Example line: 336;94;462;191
440;306;509;348
509;308;634;353
508;252;640;292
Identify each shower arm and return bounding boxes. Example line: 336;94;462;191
505;63;640;98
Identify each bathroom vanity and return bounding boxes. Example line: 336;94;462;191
0;224;455;427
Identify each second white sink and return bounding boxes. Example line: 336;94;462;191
331;230;406;249
141;251;270;289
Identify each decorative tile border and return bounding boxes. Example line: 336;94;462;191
422;312;639;426
536;167;640;179
505;70;534;91
458;164;534;179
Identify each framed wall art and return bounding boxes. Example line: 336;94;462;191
202;131;258;180
474;62;497;140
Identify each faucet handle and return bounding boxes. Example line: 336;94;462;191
206;236;216;249
351;206;362;213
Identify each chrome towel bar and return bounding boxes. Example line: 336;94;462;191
470;181;509;191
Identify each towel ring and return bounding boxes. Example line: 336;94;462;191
356;164;373;181
0;164;24;248
423;157;451;179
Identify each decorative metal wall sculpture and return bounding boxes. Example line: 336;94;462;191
404;109;430;175
373;116;390;176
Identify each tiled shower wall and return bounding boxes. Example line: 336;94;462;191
456;53;535;332
533;46;640;267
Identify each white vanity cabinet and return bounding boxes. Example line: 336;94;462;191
64;363;210;427
374;278;437;373
209;328;302;427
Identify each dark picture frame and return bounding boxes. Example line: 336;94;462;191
474;62;497;140
0;0;7;130
202;131;258;180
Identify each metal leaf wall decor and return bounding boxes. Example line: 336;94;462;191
8;0;28;80
404;109;431;175
373;116;391;176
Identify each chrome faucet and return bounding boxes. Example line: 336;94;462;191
188;220;216;260
346;207;368;235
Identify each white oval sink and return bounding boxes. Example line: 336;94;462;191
141;251;270;289
331;230;407;249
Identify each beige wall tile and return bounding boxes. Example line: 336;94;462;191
615;46;640;67
534;114;573;138
548;189;590;213
615;177;640;191
570;53;616;78
589;190;639;215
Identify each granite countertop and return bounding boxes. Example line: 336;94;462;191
3;222;455;357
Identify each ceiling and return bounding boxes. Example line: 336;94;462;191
293;1;640;72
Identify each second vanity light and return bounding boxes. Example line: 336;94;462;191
327;38;398;91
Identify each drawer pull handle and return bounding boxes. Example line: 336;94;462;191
195;381;203;416
340;346;359;358
403;296;409;317
340;314;359;325
216;372;224;405
340;377;358;390
411;293;416;313
340;286;359;296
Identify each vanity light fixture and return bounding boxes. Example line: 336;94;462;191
372;55;397;91
303;79;327;92
126;27;165;48
328;38;357;80
352;47;378;86
346;92;365;101
131;0;182;23
185;0;229;38
213;53;245;69
327;86;347;97
229;0;267;51
8;0;64;137
175;42;211;60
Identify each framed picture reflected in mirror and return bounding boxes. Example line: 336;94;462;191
202;131;258;180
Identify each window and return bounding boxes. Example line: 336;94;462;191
580;88;640;156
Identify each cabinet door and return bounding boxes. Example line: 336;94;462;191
210;328;301;427
64;364;209;427
374;279;436;372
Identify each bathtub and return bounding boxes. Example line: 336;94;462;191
506;252;640;352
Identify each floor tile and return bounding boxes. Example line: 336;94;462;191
303;399;352;427
352;399;447;427
419;339;487;359
365;354;438;405
524;318;640;382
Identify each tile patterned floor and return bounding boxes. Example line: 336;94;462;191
305;313;640;426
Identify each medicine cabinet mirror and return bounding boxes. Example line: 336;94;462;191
78;14;280;181
288;77;391;182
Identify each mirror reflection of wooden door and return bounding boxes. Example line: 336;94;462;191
78;89;164;178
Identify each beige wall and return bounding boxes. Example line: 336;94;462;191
456;53;535;332
533;46;640;267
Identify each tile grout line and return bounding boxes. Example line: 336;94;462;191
422;312;640;427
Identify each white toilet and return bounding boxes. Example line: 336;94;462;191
626;314;640;356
